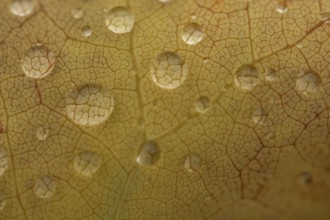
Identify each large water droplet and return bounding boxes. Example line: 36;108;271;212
184;154;201;172
81;25;92;37
195;96;210;113
276;2;288;14
21;45;56;79
73;150;101;177
36;126;49;141
66;84;115;126
0;147;8;177
151;51;188;89
136;141;160;166
105;6;135;34
9;0;35;17
71;8;84;19
295;71;321;96
252;107;271;126
181;22;204;45
34;175;57;199
234;64;259;91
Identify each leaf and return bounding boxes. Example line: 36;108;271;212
0;0;330;219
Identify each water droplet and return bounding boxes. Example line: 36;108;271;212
297;172;313;186
9;0;35;17
71;8;84;19
21;45;56;79
74;150;101;177
136;141;160;166
81;25;92;37
234;64;260;91
276;2;288;14
34;175;57;199
295;71;321;96
158;0;173;3
36;126;49;141
321;13;330;21
150;51;188;89
0;147;8;177
66;84;115;126
252;107;271;126
105;6;135;34
184;154;201;172
181;22;204;45
264;68;278;82
195;96;210;113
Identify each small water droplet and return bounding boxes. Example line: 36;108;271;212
136;141;160;166
295;71;321;96
181;22;204;45
81;25;92;37
151;51;188;89
252;107;271;126
66;84;115;126
36;126;49;141
74;150;101;177
0;147;8;177
276;2;288;14
105;6;135;34
184;154;201;172
297;172;313;186
321;12;330;21
234;64;260;91
195;96;210;113
9;0;35;17
21;45;56;79
158;0;173;3
71;8;84;19
264;68;278;82
34;175;57;199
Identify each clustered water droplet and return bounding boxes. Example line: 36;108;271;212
234;64;260;91
66;84;115;126
73;150;101;177
295;70;321;96
184;154;201;172
181;22;204;45
105;6;135;34
151;51;188;89
136;141;160;166
21;45;56;79
81;25;92;37
0;147;9;177
34;175;57;199
9;0;35;17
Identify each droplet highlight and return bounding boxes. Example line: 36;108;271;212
182;22;204;45
234;64;259;91
71;8;84;19
34;175;57;199
184;154;201;172
9;0;35;17
0;148;8;177
195;96;210;113
81;25;92;37
36;126;49;141
295;71;321;96
151;51;188;89
105;6;135;34
66;84;115;126
74;150;101;177
21;45;56;79
136;141;160;166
